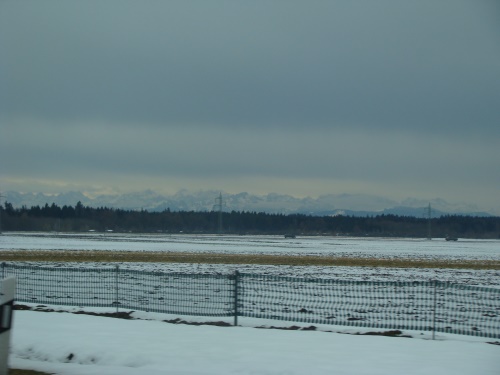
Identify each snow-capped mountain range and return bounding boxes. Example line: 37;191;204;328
2;190;493;217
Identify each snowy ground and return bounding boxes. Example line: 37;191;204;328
9;306;500;375
2;232;500;261
2;232;499;287
3;233;500;374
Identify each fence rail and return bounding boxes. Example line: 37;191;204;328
2;263;499;339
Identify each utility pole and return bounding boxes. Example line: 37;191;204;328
213;192;224;235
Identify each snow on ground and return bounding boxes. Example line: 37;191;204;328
8;260;500;287
9;307;500;375
2;233;500;287
2;232;500;261
3;233;500;374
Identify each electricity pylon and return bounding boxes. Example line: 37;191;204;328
213;192;225;234
426;203;432;240
0;192;4;234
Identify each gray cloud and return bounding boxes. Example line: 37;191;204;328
1;1;499;213
2;1;499;130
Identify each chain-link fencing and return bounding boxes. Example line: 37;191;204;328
2;263;499;339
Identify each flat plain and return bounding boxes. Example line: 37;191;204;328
1;232;499;286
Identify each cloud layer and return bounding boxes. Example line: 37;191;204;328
1;1;499;213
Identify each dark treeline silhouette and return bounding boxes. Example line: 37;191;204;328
1;201;499;238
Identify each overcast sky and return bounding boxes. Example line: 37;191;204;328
1;0;499;213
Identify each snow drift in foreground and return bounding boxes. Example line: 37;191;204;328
9;308;500;375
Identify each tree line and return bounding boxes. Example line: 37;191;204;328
1;201;499;238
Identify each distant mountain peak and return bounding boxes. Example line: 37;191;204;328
2;190;493;217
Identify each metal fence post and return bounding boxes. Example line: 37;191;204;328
1;262;5;279
432;280;438;340
233;270;239;326
115;265;119;314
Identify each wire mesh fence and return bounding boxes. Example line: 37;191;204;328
2;263;499;339
116;268;234;316
237;273;500;338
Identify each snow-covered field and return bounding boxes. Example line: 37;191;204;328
2;233;500;374
2;232;499;261
8;307;500;375
2;232;499;286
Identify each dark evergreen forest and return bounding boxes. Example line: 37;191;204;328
1;202;499;239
